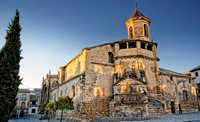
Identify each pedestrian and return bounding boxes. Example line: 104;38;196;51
179;103;182;114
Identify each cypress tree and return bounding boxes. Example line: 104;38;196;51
0;9;22;122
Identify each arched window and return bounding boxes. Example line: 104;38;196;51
72;85;75;97
65;88;67;96
144;24;148;37
108;52;114;63
54;93;56;101
94;87;104;97
60;90;62;97
128;26;133;38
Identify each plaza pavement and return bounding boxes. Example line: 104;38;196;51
8;111;200;122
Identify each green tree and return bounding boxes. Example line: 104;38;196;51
38;102;48;113
55;96;74;122
0;9;22;122
45;102;56;121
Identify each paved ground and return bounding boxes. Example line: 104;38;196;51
8;111;200;122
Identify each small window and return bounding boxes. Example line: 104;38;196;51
65;88;67;96
32;101;36;105
54;93;56;101
170;76;173;81
144;24;148;37
31;109;36;113
141;42;145;49
175;85;178;95
128;26;133;38
195;72;199;76
189;79;191;83
119;43;127;49
188;74;191;76
147;44;152;51
129;42;136;48
22;94;26;100
108;52;114;63
183;90;188;100
72;85;75;97
60;90;62;97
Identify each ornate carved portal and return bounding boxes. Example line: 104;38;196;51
111;78;148;117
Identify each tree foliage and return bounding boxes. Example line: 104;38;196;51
55;96;74;122
38;102;48;113
45;102;56;112
0;9;22;122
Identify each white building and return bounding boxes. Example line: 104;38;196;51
189;66;200;91
28;88;41;116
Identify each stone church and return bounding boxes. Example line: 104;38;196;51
40;6;198;121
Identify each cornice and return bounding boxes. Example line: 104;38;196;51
91;62;114;67
114;54;159;61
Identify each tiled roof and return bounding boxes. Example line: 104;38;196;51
159;68;189;78
131;7;145;18
18;89;31;93
190;65;200;72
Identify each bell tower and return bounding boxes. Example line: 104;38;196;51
125;5;151;41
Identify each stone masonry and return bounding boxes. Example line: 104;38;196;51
40;6;198;121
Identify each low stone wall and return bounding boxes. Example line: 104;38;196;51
91;116;157;122
81;97;111;121
148;104;165;117
148;98;165;117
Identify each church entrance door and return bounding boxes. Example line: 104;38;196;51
171;101;175;113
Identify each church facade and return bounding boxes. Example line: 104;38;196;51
41;6;198;121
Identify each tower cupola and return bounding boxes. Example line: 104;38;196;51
126;5;151;41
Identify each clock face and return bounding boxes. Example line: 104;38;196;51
134;27;143;36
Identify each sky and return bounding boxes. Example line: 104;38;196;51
0;0;200;89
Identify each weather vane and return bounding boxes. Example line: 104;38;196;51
135;0;138;8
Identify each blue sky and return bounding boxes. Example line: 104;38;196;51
0;0;199;89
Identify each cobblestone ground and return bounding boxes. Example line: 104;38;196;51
123;111;200;122
8;111;200;122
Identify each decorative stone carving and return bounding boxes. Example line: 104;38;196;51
125;69;132;78
114;73;118;80
139;69;145;82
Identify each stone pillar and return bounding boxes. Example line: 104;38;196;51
153;45;157;57
137;41;141;54
145;43;148;50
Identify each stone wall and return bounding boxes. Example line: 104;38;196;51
81;97;111;121
81;45;114;121
114;57;158;93
159;74;198;114
50;75;83;120
63;49;86;81
148;98;165;117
